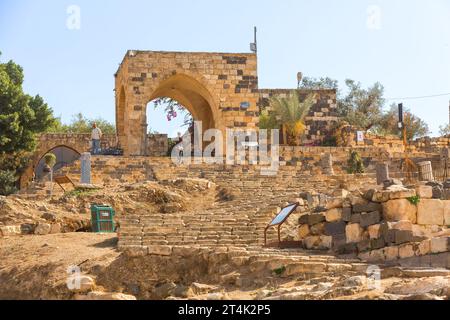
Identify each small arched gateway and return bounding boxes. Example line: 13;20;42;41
114;51;260;156
34;145;81;179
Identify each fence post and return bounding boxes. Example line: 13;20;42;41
80;152;91;184
376;162;389;185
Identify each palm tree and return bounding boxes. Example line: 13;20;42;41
261;90;314;146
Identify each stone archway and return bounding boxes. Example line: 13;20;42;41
114;51;260;156
34;145;81;179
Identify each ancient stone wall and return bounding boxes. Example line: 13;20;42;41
146;134;168;157
258;89;338;146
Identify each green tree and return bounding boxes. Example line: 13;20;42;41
375;104;429;141
439;124;450;137
338;80;385;130
47;113;116;134
0;52;56;195
260;90;314;146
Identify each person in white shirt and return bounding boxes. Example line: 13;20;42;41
91;123;103;155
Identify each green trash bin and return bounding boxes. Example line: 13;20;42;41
91;204;116;233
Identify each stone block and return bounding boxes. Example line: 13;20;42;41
388;188;416;200
298;213;325;226
368;224;382;239
0;225;21;237
298;224;310;239
34;223;51;235
382;199;417;223
443;200;450;226
417;199;444;226
310;223;325;235
342;207;352;222
350;214;361;224
352;202;382;213
370;237;386;250
124;246;148;257
148;245;172;256
360;211;381;228
384;229;396;244
332;233;346;250
399;244;415;259
430;237;449;253
357;240;371;252
346;223;363;244
324;221;346;236
325;208;342;222
415;239;431;256
389;220;413;231
383;246;399;261
415;185;433;199
395;230;413;245
304;236;321;249
372;190;390;203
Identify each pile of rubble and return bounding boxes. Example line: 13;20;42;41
297;180;450;268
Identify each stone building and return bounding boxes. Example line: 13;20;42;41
114;50;338;156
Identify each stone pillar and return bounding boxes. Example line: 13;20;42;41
80;152;91;184
321;153;334;175
418;161;434;182
376;163;389;185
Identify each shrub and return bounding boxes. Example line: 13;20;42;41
0;170;17;196
347;151;365;174
44;153;57;168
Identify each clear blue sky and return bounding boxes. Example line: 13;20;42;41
1;0;449;136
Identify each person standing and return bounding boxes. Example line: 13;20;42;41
91;122;103;155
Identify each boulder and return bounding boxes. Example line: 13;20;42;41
298;213;325;226
153;282;177;299
310;223;325;235
383;246;399;261
346;223;363;243
417;199;444;225
326;198;344;210
79;291;136;300
50;223;61;234
190;283;218;295
41;212;57;222
34;223;51;235
382;199;417;223
367;224;382;239
342;207;352;222
325;208;342;222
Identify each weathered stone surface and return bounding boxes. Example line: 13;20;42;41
416;239;431;256
148;245;172;256
324;221;346;236
352;202;381;213
345;223;363;243
325;208;342;222
298;213;325;226
298;224;310;239
395;230;413;245
34;223;51;235
417;199;444;226
326;198;343;210
415;185;433;199
304;236;321;249
399;244;415;259
368;224;382;239
0;225;21;237
357;240;371;252
430;237;449;253
342;207;352;222
370;237;385;250
50;223;62;234
153;282;177;299
310;223;325;235
41;212;57;222
443;200;450;226
124;246;148;257
68;275;96;293
389;220;413;231
190;283;218;295
382;199;417;223
383;246;399;261
350;214;361;224
388;188;416;200
360;211;381;228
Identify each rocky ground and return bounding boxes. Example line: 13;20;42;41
1;177;449;300
0;233;449;300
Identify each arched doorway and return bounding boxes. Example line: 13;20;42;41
35;146;81;179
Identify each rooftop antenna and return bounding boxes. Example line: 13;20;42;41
250;26;257;53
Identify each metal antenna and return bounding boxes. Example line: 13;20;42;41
250;26;257;53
